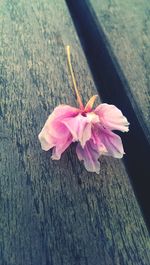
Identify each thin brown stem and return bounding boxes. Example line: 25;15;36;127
66;45;84;109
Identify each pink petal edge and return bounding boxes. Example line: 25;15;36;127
94;103;129;132
76;140;100;174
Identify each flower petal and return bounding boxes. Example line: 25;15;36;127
45;105;80;139
99;127;125;158
94;103;129;132
50;104;80;119
76;140;100;174
38;104;79;151
51;135;72;160
91;126;108;155
62;114;92;147
38;116;71;151
38;129;57;151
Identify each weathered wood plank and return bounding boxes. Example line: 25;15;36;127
88;0;150;142
0;1;150;265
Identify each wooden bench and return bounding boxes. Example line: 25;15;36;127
0;1;150;264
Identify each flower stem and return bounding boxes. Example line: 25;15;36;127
66;45;84;109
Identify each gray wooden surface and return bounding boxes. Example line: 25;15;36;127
88;0;150;142
0;1;150;265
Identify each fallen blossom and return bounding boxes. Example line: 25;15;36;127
38;98;129;173
38;46;129;174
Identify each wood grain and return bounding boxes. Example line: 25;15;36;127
0;1;150;265
87;0;150;142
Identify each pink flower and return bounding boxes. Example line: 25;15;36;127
38;95;129;174
39;46;129;174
